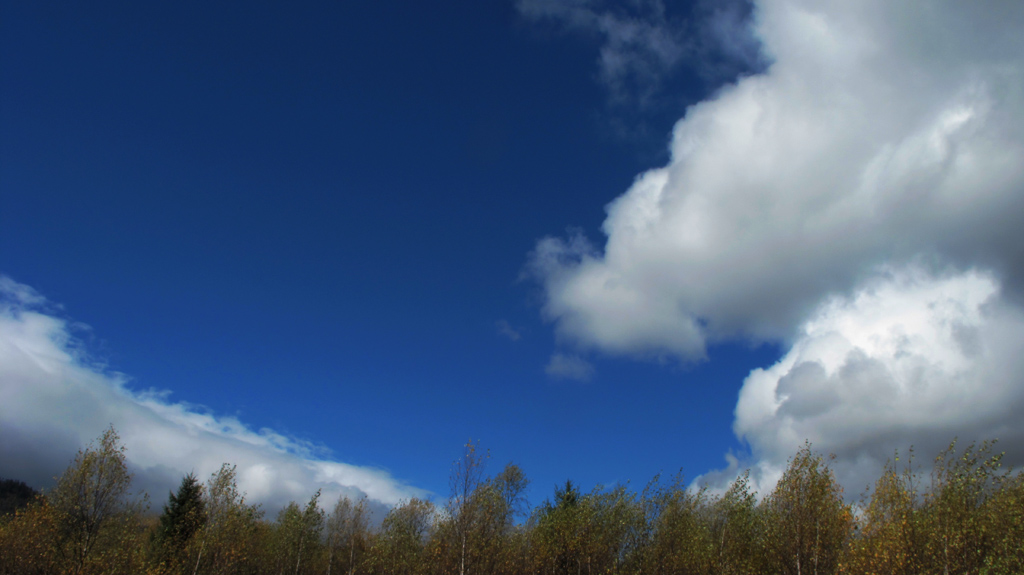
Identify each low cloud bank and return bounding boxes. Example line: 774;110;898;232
0;277;425;513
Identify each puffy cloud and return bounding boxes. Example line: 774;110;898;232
699;268;1024;495
527;0;1024;494
545;353;596;382
0;277;425;513
530;0;1024;359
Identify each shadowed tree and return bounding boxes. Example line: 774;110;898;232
920;440;1013;575
469;463;531;575
154;473;207;571
326;494;370;575
980;463;1024;574
647;474;715;575
845;451;924;575
534;480;587;575
369;498;434;575
44;426;147;575
0;493;58;575
709;471;764;575
189;463;264;575
763;443;851;575
532;480;638;575
491;463;530;530
275;490;325;575
585;484;641;575
448;440;488;575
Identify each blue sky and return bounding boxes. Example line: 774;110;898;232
3;0;1024;512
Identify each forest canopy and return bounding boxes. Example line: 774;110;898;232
0;428;1021;575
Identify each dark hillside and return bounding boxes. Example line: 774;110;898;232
0;478;38;516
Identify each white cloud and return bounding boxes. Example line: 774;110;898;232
0;277;426;513
545;353;595;382
528;0;1024;493
698;268;1024;495
530;0;1024;359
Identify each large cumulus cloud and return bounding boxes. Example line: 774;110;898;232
531;0;1024;358
697;267;1024;494
529;0;1024;491
0;277;424;513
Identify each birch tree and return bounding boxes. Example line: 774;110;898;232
326;495;370;575
47;426;146;575
448;440;487;575
764;444;850;575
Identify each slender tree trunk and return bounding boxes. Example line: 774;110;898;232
349;534;356;575
943;532;949;575
813;518;819;575
720;524;727;565
192;533;206;575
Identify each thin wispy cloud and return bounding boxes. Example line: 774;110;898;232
517;0;763;110
544;352;595;382
495;319;522;342
0;277;426;512
527;0;1024;492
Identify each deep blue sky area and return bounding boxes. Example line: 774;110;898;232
1;0;774;505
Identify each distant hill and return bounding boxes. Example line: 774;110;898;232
0;478;39;516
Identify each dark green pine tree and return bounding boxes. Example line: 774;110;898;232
553;480;580;510
155;473;207;552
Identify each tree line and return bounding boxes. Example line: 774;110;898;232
0;427;1021;575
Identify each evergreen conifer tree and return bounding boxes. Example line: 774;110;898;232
155;473;206;551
